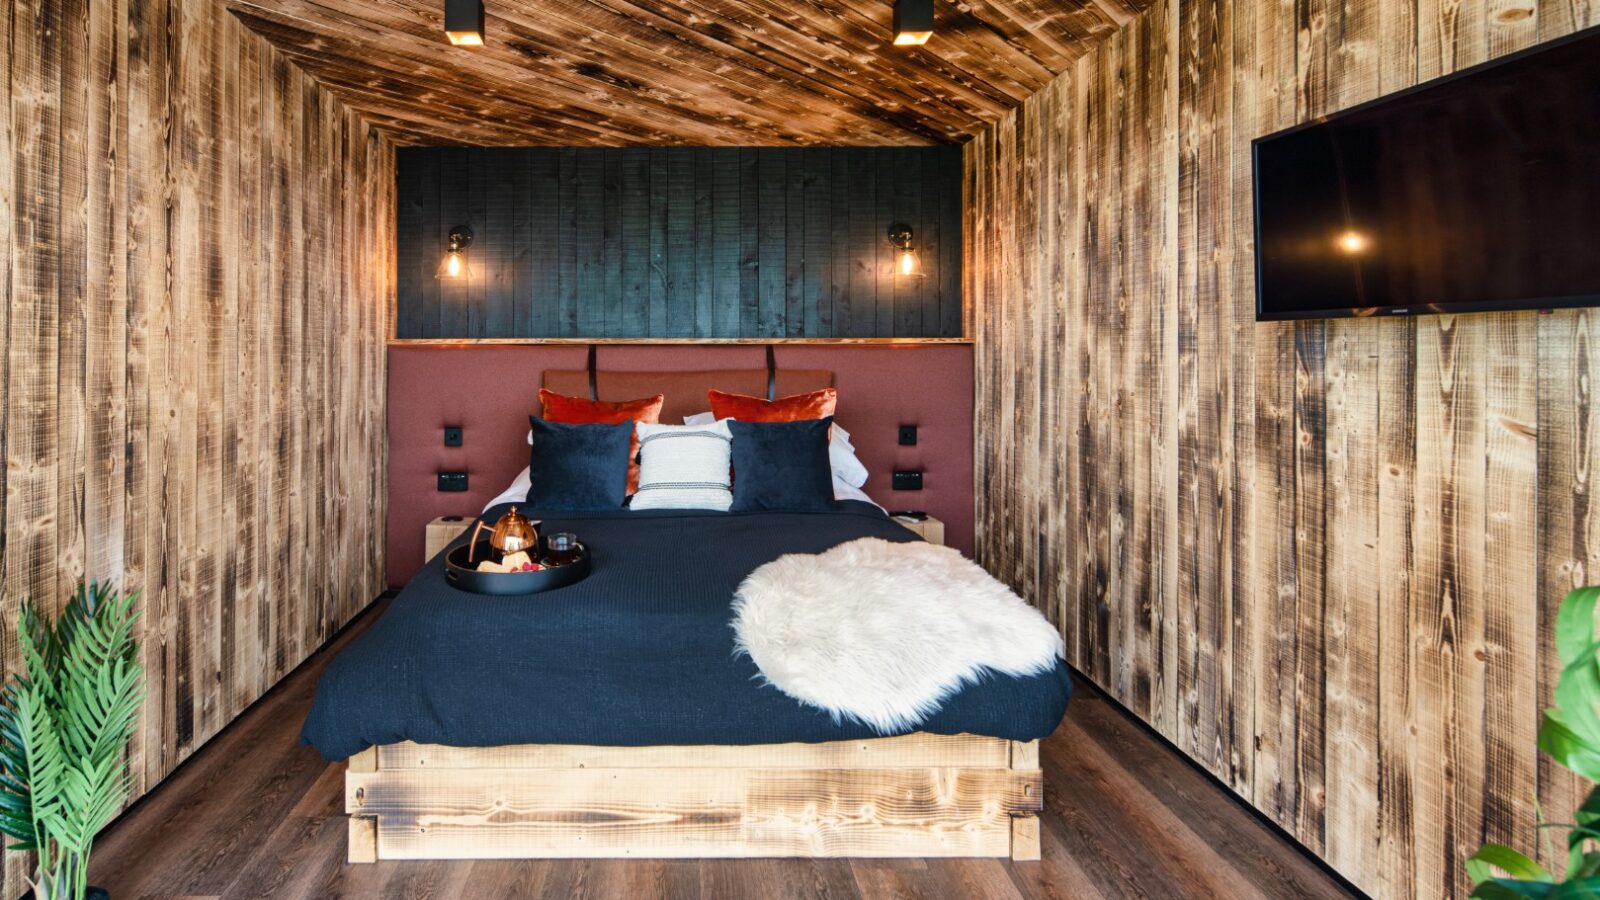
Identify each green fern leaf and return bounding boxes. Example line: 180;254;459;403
0;583;144;891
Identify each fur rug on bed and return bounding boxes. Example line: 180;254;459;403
731;537;1064;733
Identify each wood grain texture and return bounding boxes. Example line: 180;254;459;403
965;1;1596;898
345;735;1043;861
0;1;391;896
217;0;1156;147
394;147;962;340
348;766;1041;860
84;605;1355;898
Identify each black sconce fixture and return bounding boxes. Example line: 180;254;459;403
444;0;486;46
892;0;934;46
888;223;922;277
437;226;473;279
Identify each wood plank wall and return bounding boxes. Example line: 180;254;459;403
966;2;1598;898
1;0;392;893
394;147;963;340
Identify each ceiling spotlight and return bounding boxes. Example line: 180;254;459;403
893;0;933;46
445;0;485;46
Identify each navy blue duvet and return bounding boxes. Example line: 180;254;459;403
301;501;1071;760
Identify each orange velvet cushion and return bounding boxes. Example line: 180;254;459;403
538;389;664;495
707;387;837;425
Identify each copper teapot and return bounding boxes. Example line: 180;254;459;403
467;506;540;563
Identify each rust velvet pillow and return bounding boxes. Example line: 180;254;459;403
707;387;837;425
537;389;664;495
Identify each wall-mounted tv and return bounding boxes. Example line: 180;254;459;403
1252;26;1600;321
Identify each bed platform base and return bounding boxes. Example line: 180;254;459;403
345;733;1043;863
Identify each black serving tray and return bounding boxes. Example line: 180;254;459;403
444;539;591;596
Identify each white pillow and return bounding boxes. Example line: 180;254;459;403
828;435;868;488
630;420;734;511
485;467;532;512
833;478;883;510
683;412;867;488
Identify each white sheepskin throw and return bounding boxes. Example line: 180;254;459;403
732;537;1064;733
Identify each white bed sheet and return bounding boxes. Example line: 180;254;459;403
483;468;883;513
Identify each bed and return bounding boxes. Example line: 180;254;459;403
307;363;1071;863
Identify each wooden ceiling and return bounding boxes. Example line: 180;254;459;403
226;0;1143;146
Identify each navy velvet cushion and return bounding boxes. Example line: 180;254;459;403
527;417;634;511
729;417;835;513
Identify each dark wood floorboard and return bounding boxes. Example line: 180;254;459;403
89;600;1356;899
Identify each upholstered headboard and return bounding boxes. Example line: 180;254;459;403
386;344;975;586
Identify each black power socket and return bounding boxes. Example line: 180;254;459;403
892;470;924;491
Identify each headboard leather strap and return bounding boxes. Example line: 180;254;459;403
587;344;599;401
766;344;777;402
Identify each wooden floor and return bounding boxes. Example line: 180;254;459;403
88;600;1356;899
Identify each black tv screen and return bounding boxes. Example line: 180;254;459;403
1253;26;1600;321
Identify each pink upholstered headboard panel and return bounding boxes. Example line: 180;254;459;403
386;344;975;586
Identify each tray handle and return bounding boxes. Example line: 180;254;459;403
467;520;490;563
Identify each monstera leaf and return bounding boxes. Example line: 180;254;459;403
1468;587;1600;898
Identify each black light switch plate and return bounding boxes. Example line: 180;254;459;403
444;426;463;447
437;472;469;492
898;425;918;446
892;470;923;491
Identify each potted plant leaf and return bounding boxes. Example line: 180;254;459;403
1468;586;1600;898
0;582;143;900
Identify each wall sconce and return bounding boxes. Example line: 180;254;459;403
437;226;473;279
892;0;934;46
444;0;486;46
888;223;922;277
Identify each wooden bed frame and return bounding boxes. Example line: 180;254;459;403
345;733;1043;862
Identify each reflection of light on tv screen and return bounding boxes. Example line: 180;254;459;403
1335;231;1370;254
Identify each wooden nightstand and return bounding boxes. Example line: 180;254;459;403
425;515;473;562
893;515;945;546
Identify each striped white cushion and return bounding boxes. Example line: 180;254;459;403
630;420;734;511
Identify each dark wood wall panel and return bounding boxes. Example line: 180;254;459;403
394;147;963;340
1;1;392;895
966;2;1597;898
